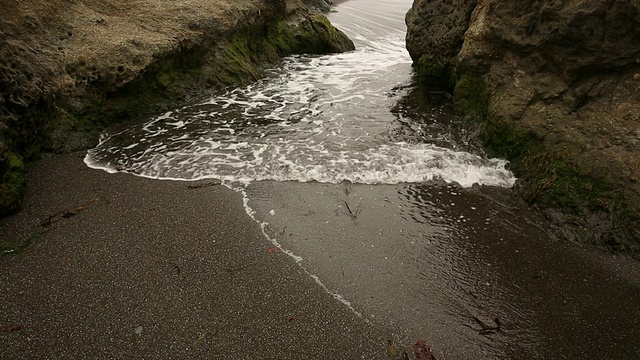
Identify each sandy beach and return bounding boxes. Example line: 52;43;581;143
0;153;386;359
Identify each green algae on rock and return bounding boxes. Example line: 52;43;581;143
0;153;26;217
406;0;640;256
452;73;487;118
416;54;457;91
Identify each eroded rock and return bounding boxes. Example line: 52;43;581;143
0;0;353;216
406;0;640;255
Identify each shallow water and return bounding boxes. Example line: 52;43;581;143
85;0;640;358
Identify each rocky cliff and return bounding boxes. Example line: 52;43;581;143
406;0;640;255
0;0;353;216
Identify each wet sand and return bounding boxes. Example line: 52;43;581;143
0;153;386;359
245;181;640;358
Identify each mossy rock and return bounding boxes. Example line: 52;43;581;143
0;152;26;217
262;13;354;56
422;44;640;256
303;14;355;53
481;116;640;255
416;54;457;91
453;73;488;118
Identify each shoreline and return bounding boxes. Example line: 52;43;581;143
0;152;387;359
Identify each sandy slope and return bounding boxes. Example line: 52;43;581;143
0;153;387;359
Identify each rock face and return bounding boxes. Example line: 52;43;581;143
406;0;478;88
303;0;335;12
406;0;640;255
0;0;354;216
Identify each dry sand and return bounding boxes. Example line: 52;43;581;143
0;153;386;359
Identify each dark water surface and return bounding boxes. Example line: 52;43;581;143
86;0;640;358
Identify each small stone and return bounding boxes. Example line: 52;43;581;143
90;18;107;25
633;73;640;81
135;326;143;335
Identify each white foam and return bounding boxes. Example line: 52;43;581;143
85;138;515;187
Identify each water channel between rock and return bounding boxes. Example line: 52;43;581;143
85;0;640;358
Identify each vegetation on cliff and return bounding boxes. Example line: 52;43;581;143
406;0;640;256
0;0;354;216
